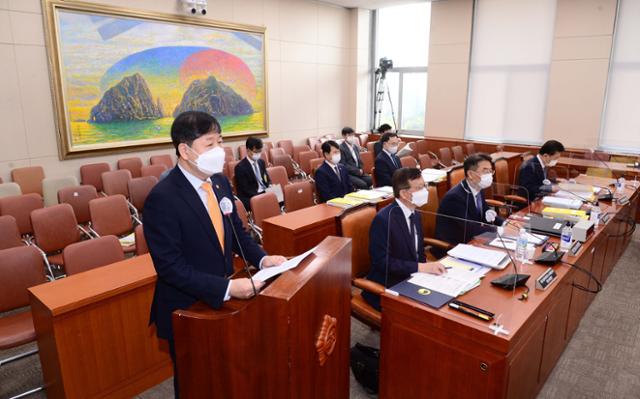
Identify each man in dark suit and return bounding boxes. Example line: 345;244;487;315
339;127;372;189
373;123;392;157
362;167;445;310
143;111;286;398
315;140;354;202
374;132;401;187
517;140;565;201
234;136;271;211
433;153;505;258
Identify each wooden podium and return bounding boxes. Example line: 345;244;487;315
172;236;352;398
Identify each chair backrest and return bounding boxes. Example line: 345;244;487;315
314;143;323;157
448;166;465;187
234;198;251;232
63;235;125;276
340;206;377;279
439;147;453;166
117;157;143;178
150;154;174;169
31;203;81;254
89;194;133;236
308;136;319;150
0;215;23;250
102;169;132;197
134;224;148;256
366;141;377;153
360;151;374;175
237;145;247;160
272;154;296;178
42;176;79;207
452;146;465;163
266;165;289;189
222;146;235;162
11;166;45;196
80;162;110;191
250;192;280;228
269;147;286;161
0;246;46;312
418;186;440;239
359;133;369;147
0;193;43;235
419;154;436;169
465;143;477;156
263;142;274;162
226;160;240;187
309;158;325;178
141;164;167;179
57;185;99;225
298;151;318;175
0;182;22;198
284;180;314;212
293;145;311;163
128;176;158;211
415;139;429;156
400;156;418;169
277;140;294;157
494;158;509;196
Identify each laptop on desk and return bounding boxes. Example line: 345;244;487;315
527;215;571;237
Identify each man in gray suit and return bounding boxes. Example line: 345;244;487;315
339;127;372;189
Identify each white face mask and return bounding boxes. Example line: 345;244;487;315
187;146;225;175
251;152;262;161
348;136;359;145
410;188;429;207
388;145;399;155
548;159;558;167
478;173;493;189
331;153;341;165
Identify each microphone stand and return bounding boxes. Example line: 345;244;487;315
221;198;257;296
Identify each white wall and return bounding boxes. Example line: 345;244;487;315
0;0;364;182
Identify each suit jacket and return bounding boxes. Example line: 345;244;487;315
517;156;551;201
315;161;353;203
235;157;271;210
374;151;401;187
433;180;504;258
144;167;266;340
363;201;426;310
339;141;364;176
374;141;382;157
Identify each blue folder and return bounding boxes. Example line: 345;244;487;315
388;279;454;309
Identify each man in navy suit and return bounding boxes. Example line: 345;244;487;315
143;111;286;398
362;168;445;311
234;136;271;211
433;153;505;258
374;132;402;187
339;127;372;189
315;140;354;202
372;123;392;157
517;140;565;201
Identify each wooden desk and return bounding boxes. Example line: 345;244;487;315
379;176;638;399
558;156;640;178
262;204;344;256
28;255;172;399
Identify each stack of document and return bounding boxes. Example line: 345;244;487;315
326;196;368;209
421;168;447;183
253;246;316;282
345;189;389;202
409;264;483;297
373;186;394;195
542;196;583;210
487;237;535;252
447;244;510;270
542;207;588;223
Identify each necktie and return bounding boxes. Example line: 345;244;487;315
253;161;265;190
201;182;225;252
475;193;483;216
390;154;398;168
334;165;341;181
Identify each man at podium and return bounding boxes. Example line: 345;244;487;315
143;111;286;397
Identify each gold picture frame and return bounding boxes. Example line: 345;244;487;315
42;0;268;160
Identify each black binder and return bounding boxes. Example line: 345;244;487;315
388;279;453;309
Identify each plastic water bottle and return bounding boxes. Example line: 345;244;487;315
616;177;626;194
560;222;573;251
590;203;601;226
515;228;529;262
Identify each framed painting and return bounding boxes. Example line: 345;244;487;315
42;0;268;159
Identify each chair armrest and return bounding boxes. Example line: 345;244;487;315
423;237;452;250
486;199;505;208
504;194;528;204
352;278;386;295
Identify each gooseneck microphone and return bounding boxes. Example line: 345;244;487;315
220;197;257;297
384;205;400;289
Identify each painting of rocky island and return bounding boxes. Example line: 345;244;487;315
45;2;266;157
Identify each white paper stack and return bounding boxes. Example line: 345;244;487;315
421;168;448;183
447;244;510;270
409;266;482;297
542;196;583;210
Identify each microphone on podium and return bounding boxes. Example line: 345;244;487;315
220;197;257;296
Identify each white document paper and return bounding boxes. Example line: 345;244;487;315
487;238;535;252
265;184;284;203
421;168;447;183
409;267;481;297
253;246;316;282
447;244;508;269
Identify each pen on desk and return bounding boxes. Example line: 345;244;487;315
452;300;495;317
449;302;492;321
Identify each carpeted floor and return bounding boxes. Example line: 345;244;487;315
2;228;639;399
